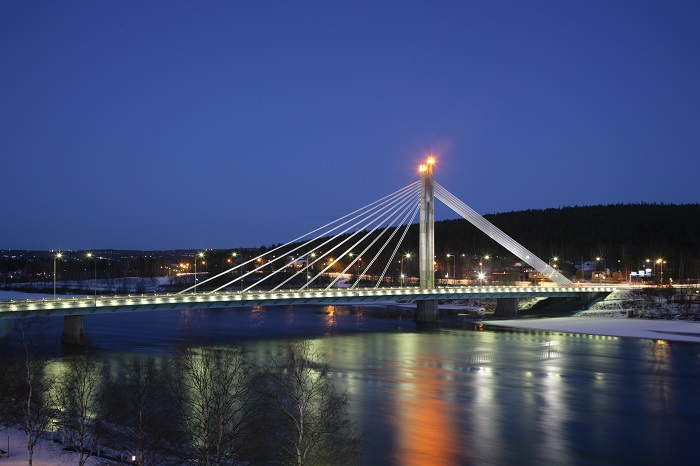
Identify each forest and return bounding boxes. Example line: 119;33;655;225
2;203;699;289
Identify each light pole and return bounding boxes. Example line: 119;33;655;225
645;259;650;282
656;258;666;285
596;257;606;283
194;252;204;293
446;254;456;285
400;253;411;287
228;251;237;270
237;250;244;291
53;252;62;299
86;252;97;300
306;252;316;288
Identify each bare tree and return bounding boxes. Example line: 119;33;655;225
262;340;361;466
135;278;146;294
0;334;18;427
10;318;57;466
55;348;109;466
104;357;179;466
164;343;257;466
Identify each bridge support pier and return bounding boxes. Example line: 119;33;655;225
494;298;519;318
415;300;438;323
61;315;86;346
415;157;437;323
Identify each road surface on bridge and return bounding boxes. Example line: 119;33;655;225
0;285;615;319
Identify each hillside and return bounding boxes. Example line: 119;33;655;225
420;203;700;280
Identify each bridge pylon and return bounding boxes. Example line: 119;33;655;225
415;157;438;322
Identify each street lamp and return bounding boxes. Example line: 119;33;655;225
227;251;238;266
235;251;244;290
644;259;650;282
53;252;62;299
194;252;204;293
401;253;411;287
656;258;666;285
446;254;456;284
306;252;316;287
86;252;97;300
596;257;606;283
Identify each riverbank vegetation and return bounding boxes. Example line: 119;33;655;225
0;320;362;466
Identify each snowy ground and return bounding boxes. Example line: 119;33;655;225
0;427;115;465
484;317;700;343
0;291;55;300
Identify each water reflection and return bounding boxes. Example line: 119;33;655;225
249;305;265;328
392;336;460;465
7;306;700;464
323;305;338;335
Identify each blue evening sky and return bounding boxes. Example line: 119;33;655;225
2;1;698;250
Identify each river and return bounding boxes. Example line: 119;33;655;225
5;303;700;464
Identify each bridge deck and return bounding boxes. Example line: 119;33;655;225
0;286;616;319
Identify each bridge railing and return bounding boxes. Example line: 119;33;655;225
0;284;619;314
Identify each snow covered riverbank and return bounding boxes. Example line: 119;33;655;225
483;317;700;343
481;288;700;343
0;427;112;465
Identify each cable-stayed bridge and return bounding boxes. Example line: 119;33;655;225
0;157;610;344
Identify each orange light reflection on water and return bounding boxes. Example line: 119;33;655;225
249;305;265;328
323;306;338;335
393;355;464;465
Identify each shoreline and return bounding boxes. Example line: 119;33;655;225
481;316;700;343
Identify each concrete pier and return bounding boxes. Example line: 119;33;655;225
415;157;437;323
61;315;85;346
494;298;519;317
415;300;438;322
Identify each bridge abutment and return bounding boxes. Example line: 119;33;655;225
494;298;519;317
61;315;86;346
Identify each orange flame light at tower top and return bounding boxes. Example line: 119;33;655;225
418;155;436;173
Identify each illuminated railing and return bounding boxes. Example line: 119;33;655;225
0;285;618;316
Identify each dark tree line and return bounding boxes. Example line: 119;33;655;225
4;203;695;291
426;203;700;280
0;319;362;466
